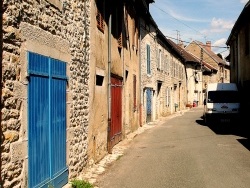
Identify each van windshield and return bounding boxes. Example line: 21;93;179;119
207;91;239;103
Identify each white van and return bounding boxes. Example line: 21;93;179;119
203;83;240;125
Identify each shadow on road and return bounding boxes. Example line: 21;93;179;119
237;138;250;151
195;116;250;150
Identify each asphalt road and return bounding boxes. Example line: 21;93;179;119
95;107;250;188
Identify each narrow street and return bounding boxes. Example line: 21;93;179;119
95;107;250;188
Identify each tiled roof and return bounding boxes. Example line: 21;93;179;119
185;40;228;71
166;39;199;63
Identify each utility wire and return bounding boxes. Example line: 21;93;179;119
152;4;203;36
165;35;228;49
151;4;228;49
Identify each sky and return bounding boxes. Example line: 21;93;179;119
149;0;249;58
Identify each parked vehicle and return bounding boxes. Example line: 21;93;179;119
203;83;240;125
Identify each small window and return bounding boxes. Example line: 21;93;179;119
96;75;104;86
96;0;105;33
112;2;123;48
166;87;171;107
133;75;137;111
157;49;162;70
146;44;151;75
118;33;122;48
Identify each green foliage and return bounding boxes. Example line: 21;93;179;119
70;179;94;188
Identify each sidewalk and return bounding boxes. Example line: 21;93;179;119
64;107;193;188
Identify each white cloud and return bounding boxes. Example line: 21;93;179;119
240;0;248;4
213;38;227;46
212;38;229;58
211;18;234;31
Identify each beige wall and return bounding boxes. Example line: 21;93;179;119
87;1;141;166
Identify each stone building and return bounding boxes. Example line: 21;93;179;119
1;0;155;187
140;20;188;125
1;0;93;187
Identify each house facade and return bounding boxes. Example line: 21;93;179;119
87;0;150;165
140;20;188;125
1;0;93;187
226;1;250;120
185;40;230;103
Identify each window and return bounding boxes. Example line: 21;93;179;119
134;19;139;50
166;87;171;106
96;75;104;86
96;0;105;33
133;75;137;111
146;44;151;74
165;55;169;74
157;49;162;70
112;2;123;48
208;91;239;103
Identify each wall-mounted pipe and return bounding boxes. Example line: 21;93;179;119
107;13;112;154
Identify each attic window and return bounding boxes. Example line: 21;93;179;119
112;2;123;49
118;33;122;48
96;0;105;33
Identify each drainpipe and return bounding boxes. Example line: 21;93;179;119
0;0;3;184
107;13;112;154
139;19;142;126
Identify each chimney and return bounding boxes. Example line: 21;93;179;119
178;40;185;49
206;41;211;50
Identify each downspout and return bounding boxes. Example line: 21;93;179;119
107;13;112;154
139;19;142;126
0;0;3;184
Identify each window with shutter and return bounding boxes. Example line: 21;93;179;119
146;44;151;75
96;0;105;33
118;33;122;48
133;74;137;111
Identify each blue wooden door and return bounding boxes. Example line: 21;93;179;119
146;89;152;122
28;52;68;188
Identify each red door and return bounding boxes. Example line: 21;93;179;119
108;77;122;152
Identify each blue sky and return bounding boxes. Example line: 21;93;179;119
149;0;248;57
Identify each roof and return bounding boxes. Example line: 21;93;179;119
166;39;199;63
195;41;226;65
155;36;217;73
185;40;228;71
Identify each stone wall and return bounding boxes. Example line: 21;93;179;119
1;0;91;187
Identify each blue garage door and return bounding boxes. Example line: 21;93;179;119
146;88;152;123
28;52;68;188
